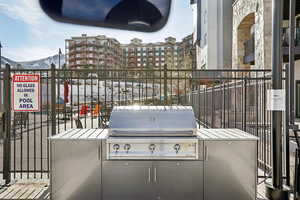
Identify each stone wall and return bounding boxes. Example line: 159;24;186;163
232;0;272;69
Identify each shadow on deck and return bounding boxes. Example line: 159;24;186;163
0;180;49;199
0;179;270;200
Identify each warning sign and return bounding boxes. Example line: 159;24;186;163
12;74;40;112
267;89;286;111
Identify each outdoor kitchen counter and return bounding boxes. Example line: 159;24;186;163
50;128;259;141
197;128;259;141
49;129;108;200
197;128;259;200
49;128;108;140
50;128;258;200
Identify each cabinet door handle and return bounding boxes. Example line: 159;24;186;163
204;146;208;161
98;146;101;161
154;167;157;183
148;168;151;183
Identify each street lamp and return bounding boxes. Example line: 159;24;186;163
0;42;2;69
59;48;62;70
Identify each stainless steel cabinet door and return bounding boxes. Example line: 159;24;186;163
102;161;154;200
154;161;204;200
51;140;102;200
204;141;257;200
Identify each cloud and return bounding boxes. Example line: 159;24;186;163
5;45;60;62
0;0;44;25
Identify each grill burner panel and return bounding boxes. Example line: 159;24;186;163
106;137;199;160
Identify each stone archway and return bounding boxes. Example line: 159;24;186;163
237;13;255;69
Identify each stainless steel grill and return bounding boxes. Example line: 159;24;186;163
109;106;197;136
106;106;199;160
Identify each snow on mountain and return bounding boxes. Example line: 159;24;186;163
0;56;20;69
0;54;66;69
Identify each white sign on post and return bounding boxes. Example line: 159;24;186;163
267;89;285;111
12;74;40;112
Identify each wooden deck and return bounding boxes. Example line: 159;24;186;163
0;180;49;200
0;176;276;200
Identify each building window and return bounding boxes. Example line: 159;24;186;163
297;81;300;118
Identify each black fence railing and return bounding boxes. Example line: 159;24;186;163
0;65;287;184
189;72;273;178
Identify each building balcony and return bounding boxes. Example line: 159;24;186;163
282;28;300;62
244;28;300;65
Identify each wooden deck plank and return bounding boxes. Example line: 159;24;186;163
26;187;47;199
5;185;28;199
19;188;36;199
0;187;8;195
13;187;31;199
10;186;28;199
0;186;16;199
0;180;49;199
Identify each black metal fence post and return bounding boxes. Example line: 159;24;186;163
285;64;291;186
164;65;168;105
243;78;247;132
294;149;300;200
3;64;11;184
51;64;56;136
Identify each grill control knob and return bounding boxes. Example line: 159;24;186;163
174;144;181;154
149;144;156;154
113;144;120;152
124;144;131;153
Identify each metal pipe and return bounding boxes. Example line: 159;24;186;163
51;64;57;136
267;0;286;196
289;0;296;126
3;64;11;184
285;64;291;186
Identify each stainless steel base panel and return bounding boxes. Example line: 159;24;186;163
204;140;257;200
50;140;102;200
102;161;204;200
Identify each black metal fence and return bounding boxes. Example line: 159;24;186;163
0;64;286;184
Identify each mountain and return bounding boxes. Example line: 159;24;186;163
0;54;66;69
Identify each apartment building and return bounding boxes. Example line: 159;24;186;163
121;35;196;70
65;34;122;69
66;34;196;72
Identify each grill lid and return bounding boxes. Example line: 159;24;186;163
109;106;197;136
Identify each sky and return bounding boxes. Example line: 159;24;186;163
0;0;193;62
